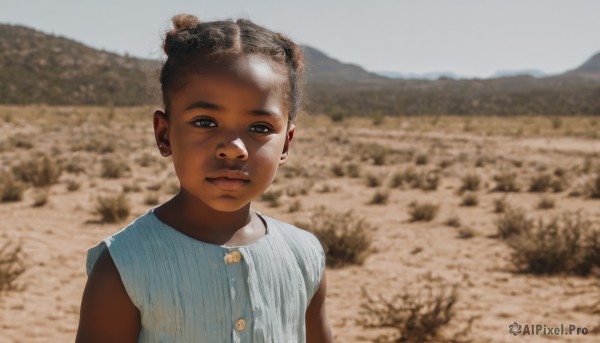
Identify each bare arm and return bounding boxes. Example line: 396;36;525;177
75;248;141;343
305;271;333;343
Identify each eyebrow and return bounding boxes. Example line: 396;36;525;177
185;100;283;120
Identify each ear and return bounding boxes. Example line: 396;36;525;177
153;110;172;157
279;124;295;165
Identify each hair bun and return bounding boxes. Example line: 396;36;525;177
171;14;200;32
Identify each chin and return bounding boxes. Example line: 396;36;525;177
208;198;252;213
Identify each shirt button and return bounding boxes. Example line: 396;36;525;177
231;251;242;262
235;318;246;331
224;253;234;264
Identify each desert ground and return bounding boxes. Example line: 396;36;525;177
0;105;599;342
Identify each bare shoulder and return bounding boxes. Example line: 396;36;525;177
76;248;141;343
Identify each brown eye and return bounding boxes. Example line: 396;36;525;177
249;124;272;133
192;118;216;128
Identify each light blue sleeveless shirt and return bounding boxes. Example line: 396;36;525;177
86;209;325;343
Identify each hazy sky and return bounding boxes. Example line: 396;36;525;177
1;0;599;78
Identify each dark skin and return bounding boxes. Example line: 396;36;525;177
76;55;333;342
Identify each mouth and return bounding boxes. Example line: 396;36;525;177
206;170;250;190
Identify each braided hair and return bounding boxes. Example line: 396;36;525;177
160;14;304;125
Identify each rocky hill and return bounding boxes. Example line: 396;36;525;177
0;24;160;105
1;23;599;115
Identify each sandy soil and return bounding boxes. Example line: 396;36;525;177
0;106;599;342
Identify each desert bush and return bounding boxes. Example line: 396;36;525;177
366;174;382;188
529;174;551;192
507;212;600;275
144;192;159;206
0;240;26;296
495;207;533;239
460;193;478;207
551;178;567;193
346;163;361;178
415;154;428;165
8;133;33;149
288;200;301;213
585;174;600;199
493;197;508;213
459;173;481;193
96;193;131;223
135;152;157;167
356;143;389;166
331;163;345;177
418;171;440;191
457;228;475;239
101;156;130;179
12;154;62;187
444;216;461;228
66;179;81;192
389;172;403;188
492;169;519;192
260;189;282;207
369;190;389;205
0;172;26;202
409;202;439;222
537;196;555;210
31;188;49;207
359;277;467;343
307;206;373;268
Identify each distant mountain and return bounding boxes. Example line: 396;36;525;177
0;23;160;105
565;51;600;81
490;69;547;79
374;70;458;80
302;46;388;83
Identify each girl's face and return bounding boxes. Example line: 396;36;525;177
154;54;294;212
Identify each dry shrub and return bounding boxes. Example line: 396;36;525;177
457;228;475;239
101;156;130;179
96;193;131;223
460;193;478;207
493;196;508;213
409;202;439;222
0;240;26;296
495;206;533;239
395;168;440;191
366;174;382;188
72;138;116;154
260;189;282;207
346;163;361;178
307;206;373;268
356;143;389;166
359;277;469;343
459;173;481;194
507;212;600;275
135;152;158;167
331;163;345;177
31;188;49;207
537;196;555;210
66;179;81;192
13;154;62;187
529;174;552;192
144;192;159;206
0;171;26;202
415;154;428;165
369;190;389;205
444;216;461;228
287;200;301;213
586;174;600;199
493;169;519;192
8;133;33;149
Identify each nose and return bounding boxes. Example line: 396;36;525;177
216;137;248;160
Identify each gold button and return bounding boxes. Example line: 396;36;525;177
235;318;246;331
231;251;242;262
224;253;234;264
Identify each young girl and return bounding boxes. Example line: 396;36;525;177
76;14;333;343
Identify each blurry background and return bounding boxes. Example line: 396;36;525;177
1;1;600;343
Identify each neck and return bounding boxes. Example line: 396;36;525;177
155;188;256;245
